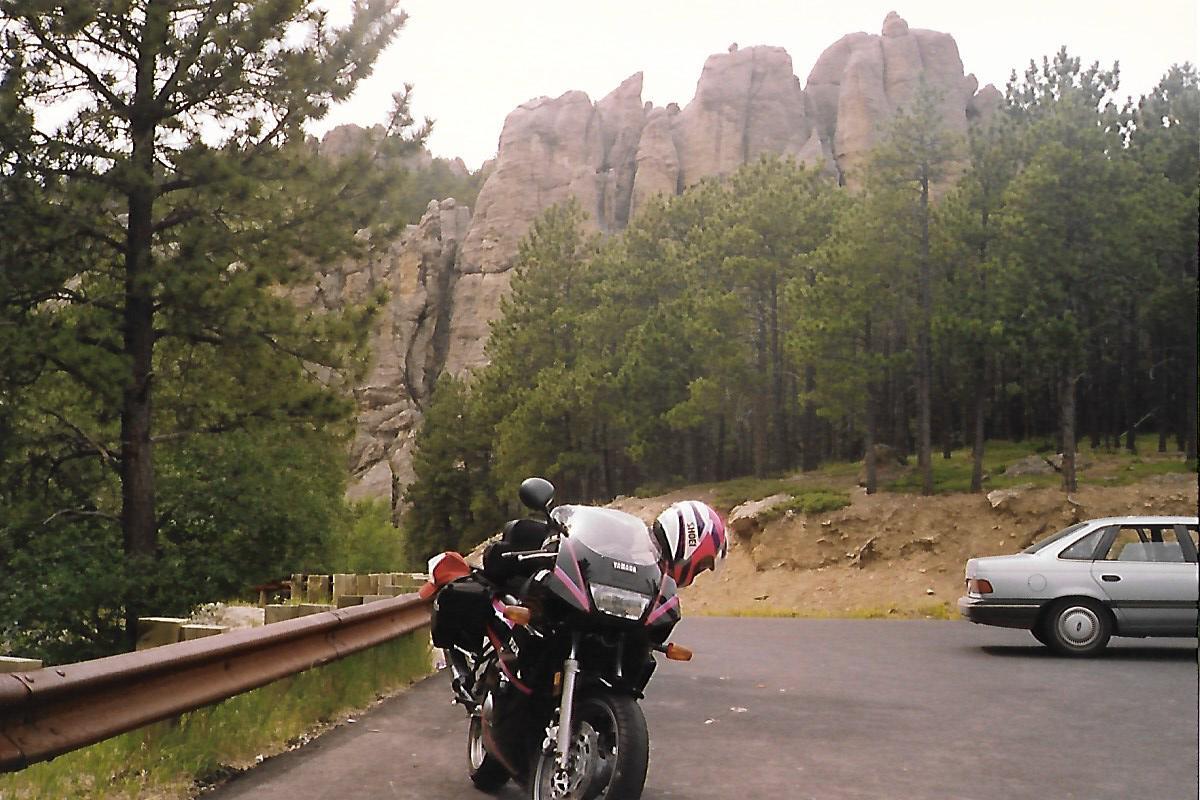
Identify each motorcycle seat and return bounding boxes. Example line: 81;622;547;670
482;519;553;587
502;518;549;549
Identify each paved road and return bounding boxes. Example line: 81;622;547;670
209;619;1198;800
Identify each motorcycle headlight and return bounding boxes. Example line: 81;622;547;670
590;584;652;620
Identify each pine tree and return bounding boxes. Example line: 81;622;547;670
997;50;1129;491
863;82;962;495
0;0;424;645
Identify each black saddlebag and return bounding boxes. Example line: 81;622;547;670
430;577;493;652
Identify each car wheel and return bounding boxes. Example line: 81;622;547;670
1044;598;1111;657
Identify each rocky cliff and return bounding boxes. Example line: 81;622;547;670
323;13;1002;504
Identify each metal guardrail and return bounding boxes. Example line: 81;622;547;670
0;594;431;772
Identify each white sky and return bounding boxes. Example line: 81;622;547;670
314;1;1199;170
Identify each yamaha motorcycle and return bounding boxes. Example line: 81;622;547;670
420;478;693;799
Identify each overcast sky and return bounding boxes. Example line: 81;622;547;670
313;1;1198;170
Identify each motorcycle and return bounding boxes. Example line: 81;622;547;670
419;477;695;799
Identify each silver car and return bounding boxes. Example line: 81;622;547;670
958;516;1199;656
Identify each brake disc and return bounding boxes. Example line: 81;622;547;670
548;722;602;799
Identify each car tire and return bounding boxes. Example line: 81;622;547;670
1030;620;1052;647
1044;598;1111;657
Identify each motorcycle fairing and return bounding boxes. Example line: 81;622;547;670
644;574;681;640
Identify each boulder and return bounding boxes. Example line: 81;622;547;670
1005;455;1055;476
727;493;792;540
986;484;1036;511
848;536;880;568
1047;452;1093;471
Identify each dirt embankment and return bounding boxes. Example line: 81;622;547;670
610;474;1197;617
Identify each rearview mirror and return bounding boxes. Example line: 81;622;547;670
519;477;555;513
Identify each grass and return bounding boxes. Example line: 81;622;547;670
701;467;859;511
635;441;1193;518
882;442;1195;495
1093;456;1198;486
698;602;956;620
0;631;432;800
755;490;852;521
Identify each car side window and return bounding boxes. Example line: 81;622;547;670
1173;525;1198;563
1058;529;1105;560
1101;526;1188;563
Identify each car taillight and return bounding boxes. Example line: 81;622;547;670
967;578;994;594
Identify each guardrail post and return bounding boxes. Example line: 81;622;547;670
136;617;188;650
306;575;331;604
296;603;334;617
264;605;301;624
180;624;227;641
332;573;354;603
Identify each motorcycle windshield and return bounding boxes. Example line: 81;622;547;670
551;505;659;565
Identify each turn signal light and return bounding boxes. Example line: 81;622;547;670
967;578;994;594
503;605;532;626
664;643;693;661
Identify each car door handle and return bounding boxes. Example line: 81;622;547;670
1101;574;1121;582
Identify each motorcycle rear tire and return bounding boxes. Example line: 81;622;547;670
468;714;511;793
529;692;649;800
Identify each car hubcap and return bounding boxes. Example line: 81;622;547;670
1057;606;1100;647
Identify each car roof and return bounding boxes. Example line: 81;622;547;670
1081;516;1199;525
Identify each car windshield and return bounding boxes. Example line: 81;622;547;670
1022;522;1089;554
551;505;659;565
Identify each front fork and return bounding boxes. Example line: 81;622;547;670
554;632;581;769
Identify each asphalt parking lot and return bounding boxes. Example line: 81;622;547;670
209;618;1199;800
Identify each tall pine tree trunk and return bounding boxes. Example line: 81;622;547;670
769;276;789;471
801;364;819;471
1122;300;1139;453
970;355;987;492
1059;370;1079;492
120;14;166;649
916;172;933;495
864;388;878;495
1186;288;1198;461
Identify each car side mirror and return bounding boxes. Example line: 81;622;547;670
519;477;555;513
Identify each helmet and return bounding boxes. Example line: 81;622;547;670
652;501;728;588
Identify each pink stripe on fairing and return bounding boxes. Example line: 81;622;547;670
646;594;679;625
553;539;592;609
554;565;591;609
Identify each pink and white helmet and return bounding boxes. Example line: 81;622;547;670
652;500;728;588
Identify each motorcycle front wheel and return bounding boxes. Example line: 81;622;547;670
530;692;648;800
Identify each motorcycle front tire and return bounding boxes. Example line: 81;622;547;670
529;692;649;800
468;714;511;792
